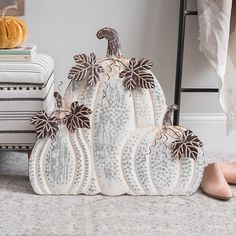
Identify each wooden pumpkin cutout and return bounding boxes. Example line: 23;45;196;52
64;27;167;195
0;5;28;49
29;92;94;194
30;27;205;196
117;105;204;196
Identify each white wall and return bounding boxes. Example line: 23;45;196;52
23;0;235;151
23;0;179;104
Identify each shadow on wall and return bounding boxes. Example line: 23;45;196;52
140;0;179;105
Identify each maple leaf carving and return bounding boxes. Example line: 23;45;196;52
63;102;92;133
68;53;104;86
30;111;59;140
170;129;203;160
120;58;155;90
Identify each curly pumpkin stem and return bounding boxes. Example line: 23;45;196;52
1;5;17;18
163;104;178;128
97;27;122;57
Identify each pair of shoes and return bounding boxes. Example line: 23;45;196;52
201;162;235;200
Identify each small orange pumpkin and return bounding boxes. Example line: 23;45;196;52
0;6;28;49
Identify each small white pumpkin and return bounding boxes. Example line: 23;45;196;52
120;125;204;196
29;93;93;195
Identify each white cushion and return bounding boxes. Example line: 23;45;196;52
0;54;55;149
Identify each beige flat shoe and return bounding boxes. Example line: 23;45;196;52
220;161;236;185
201;162;233;200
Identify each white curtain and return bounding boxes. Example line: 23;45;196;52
197;0;236;133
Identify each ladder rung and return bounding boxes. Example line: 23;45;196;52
185;10;198;15
181;88;218;92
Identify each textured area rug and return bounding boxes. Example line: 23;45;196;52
0;151;236;236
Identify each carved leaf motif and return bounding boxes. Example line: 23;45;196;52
170;129;203;160
87;67;100;87
129;58;139;69
124;76;137;90
119;58;155;90
133;58;154;71
68;64;88;81
137;72;155;89
30;111;59;140
68;53;104;86
183;130;203;148
74;54;90;66
63;102;92;133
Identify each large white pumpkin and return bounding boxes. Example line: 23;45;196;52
29;27;205;195
63;28;167;195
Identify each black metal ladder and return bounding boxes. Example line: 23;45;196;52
173;0;219;125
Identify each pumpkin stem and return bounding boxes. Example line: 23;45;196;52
97;27;122;57
53;91;64;109
163;104;178;128
1;5;17;18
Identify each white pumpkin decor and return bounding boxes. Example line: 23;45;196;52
29;92;93;195
122;105;205;196
29;27;205;195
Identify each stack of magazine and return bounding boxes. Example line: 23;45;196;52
0;45;37;62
